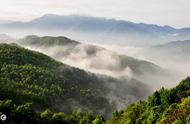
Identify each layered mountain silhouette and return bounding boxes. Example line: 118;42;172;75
1;14;190;46
0;14;189;123
16;35;174;89
2;14;190;35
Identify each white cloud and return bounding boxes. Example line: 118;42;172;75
0;0;189;28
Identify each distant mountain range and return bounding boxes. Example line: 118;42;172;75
0;34;15;43
0;20;13;24
2;14;190;35
142;39;190;64
1;14;190;46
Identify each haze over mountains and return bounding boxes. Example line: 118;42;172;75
1;34;178;86
1;14;190;46
143;39;190;63
1;43;155;118
0;13;190;123
3;33;174;116
0;20;13;24
138;39;190;81
1;42;190;123
1;13;190;88
0;32;188;89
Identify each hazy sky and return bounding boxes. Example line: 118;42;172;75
0;0;189;28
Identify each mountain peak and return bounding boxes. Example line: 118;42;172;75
20;35;79;46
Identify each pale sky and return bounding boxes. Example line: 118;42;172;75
0;0;189;28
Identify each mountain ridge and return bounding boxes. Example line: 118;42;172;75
2;14;190;36
1;14;190;46
142;39;190;64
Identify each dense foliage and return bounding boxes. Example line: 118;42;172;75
1;43;190;124
109;78;190;124
0;99;106;124
0;43;113;118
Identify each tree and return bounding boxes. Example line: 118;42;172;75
148;91;161;106
93;115;105;124
186;114;190;124
13;103;37;124
51;112;71;124
40;109;53;123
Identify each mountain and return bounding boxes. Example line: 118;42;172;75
4;14;176;34
0;34;14;43
1;14;190;46
0;43;150;118
3;14;189;35
19;35;79;46
142;39;190;64
0;20;13;24
17;35;173;89
1;75;190;123
110;77;190;124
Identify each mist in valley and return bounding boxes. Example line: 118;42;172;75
1;27;190;112
0;0;189;122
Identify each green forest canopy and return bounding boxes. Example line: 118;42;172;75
0;43;190;124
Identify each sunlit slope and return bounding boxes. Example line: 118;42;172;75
0;43;150;117
110;77;190;124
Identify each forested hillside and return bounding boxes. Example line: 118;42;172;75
0;43;116;115
0;43;149;120
0;43;190;123
0;99;104;124
0;43;114;114
110;78;190;124
1;67;190;123
0;43;108;123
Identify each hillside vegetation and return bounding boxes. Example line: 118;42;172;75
0;43;150;120
0;99;104;124
0;43;113;116
0;43;189;124
109;78;190;124
1;66;190;123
